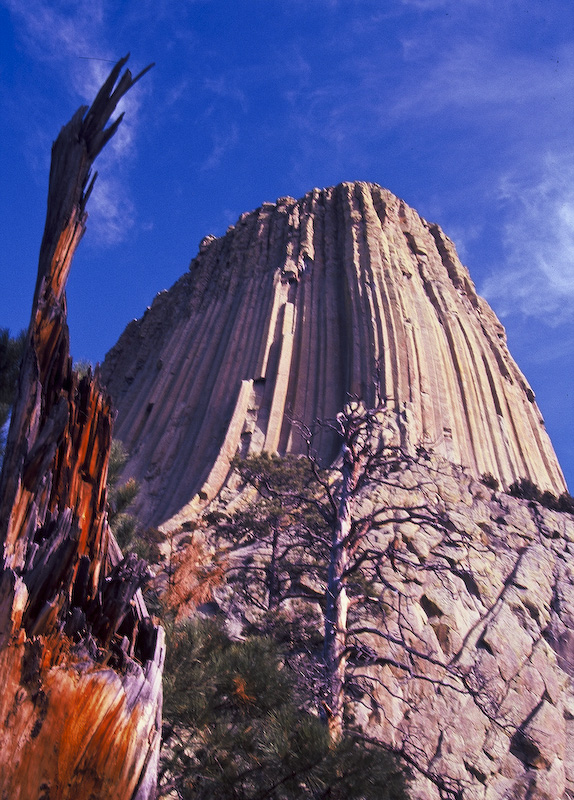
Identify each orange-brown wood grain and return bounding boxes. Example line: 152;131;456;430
0;57;162;800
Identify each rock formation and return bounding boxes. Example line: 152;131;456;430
206;452;574;800
323;456;574;800
102;182;565;530
102;182;574;800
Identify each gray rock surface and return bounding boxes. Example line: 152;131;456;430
348;461;574;799
210;459;574;799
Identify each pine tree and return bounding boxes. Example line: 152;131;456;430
0;328;26;463
159;617;409;800
209;453;329;613
107;439;140;549
212;399;453;749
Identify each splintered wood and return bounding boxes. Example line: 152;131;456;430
0;56;163;800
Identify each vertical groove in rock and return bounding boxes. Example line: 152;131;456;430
102;182;566;528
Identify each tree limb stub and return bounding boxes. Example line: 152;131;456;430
0;56;163;800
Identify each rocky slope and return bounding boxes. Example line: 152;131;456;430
102;182;565;530
328;459;574;800
102;182;574;800
206;455;574;800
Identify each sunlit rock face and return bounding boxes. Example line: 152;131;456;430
102;183;574;799
335;459;574;800
207;456;574;800
102;182;565;529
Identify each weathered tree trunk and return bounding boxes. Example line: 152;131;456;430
322;401;383;743
267;524;282;611
0;56;164;800
323;436;362;743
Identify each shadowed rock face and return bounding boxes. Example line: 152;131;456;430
102;182;565;530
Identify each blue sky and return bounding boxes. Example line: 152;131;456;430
1;0;573;487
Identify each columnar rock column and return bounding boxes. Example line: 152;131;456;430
102;182;566;529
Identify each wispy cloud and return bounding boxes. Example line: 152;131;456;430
2;0;147;243
87;175;135;245
3;0;105;66
200;125;239;172
204;76;247;113
274;6;573;178
482;151;574;324
390;36;574;132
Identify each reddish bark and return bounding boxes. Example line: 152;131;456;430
0;56;163;800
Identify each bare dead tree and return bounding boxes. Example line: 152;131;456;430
0;56;164;800
204;383;570;800
305;399;456;742
217;397;455;745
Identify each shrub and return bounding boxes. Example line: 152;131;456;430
506;478;574;515
480;473;499;491
540;490;559;511
508;478;541;502
557;492;574;515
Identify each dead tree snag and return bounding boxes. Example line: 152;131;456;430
0;56;163;800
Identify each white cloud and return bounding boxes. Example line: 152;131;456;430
3;0;104;62
2;0;147;244
482;152;574;324
87;175;135;245
391;38;574;126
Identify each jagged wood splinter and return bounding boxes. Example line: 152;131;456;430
0;55;163;800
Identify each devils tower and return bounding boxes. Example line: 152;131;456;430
101;183;574;799
101;182;574;800
103;181;565;529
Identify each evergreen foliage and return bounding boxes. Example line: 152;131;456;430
159;618;409;800
215;408;446;742
507;476;574;514
103;426;414;798
507;477;542;502
203;404;461;766
0;328;26;461
207;453;329;613
107;439;140;549
480;472;499;491
106;439;165;566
